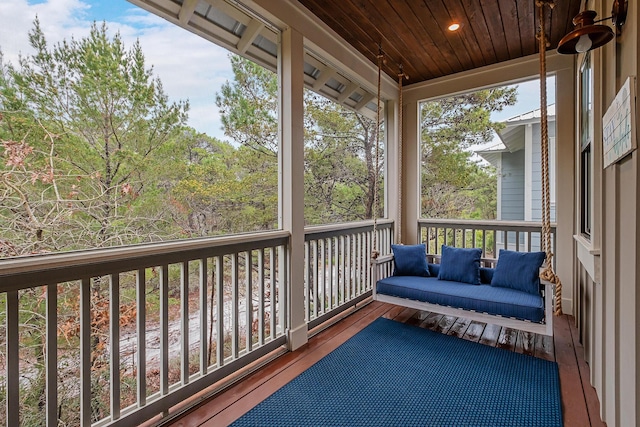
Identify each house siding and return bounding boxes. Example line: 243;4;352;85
531;123;557;223
499;150;525;220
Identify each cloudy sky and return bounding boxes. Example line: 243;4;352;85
0;0;233;140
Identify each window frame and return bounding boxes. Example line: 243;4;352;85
579;53;593;238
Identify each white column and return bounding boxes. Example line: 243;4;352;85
404;101;420;244
385;101;399;238
280;27;308;350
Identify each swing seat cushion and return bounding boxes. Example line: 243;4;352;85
376;273;544;323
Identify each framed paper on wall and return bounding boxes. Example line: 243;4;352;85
603;76;637;168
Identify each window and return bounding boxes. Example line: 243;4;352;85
303;88;383;225
579;53;593;238
0;0;282;257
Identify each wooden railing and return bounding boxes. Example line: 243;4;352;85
0;232;289;427
304;220;393;329
418;219;556;267
0;218;554;426
0;220;396;426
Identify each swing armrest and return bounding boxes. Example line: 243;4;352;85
371;254;394;297
372;253;394;265
539;270;556;335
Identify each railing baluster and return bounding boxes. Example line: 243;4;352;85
313;240;319;319
110;274;121;420
270;247;277;338
246;251;253;352
343;234;353;300
258;249;265;346
278;245;288;333
362;232;367;292
137;268;147;406
46;284;58;427
180;262;189;385
80;278;91;426
232;253;239;358
304;242;310;321
200;258;208;374
319;238;325;314
328;237;334;310
356;232;360;294
516;230;521;251
160;265;169;396
216;256;224;366
339;235;345;304
492;230;497;256
366;232;371;290
553;232;557;269
6;290;19;427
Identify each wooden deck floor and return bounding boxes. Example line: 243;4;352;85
165;301;605;427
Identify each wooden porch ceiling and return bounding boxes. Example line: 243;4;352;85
296;0;582;85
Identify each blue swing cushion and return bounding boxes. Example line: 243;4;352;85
438;245;482;285
491;249;546;295
391;244;430;277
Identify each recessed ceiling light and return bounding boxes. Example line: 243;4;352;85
448;23;461;31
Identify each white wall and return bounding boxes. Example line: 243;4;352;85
576;1;639;426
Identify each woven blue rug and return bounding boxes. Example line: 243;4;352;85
232;318;562;426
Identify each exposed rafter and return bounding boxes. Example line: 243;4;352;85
178;0;199;25
312;68;337;90
337;82;359;103
237;19;264;53
354;93;374;111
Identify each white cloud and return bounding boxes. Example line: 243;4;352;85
0;0;90;63
0;0;233;139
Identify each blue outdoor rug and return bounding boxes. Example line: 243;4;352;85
232;317;562;427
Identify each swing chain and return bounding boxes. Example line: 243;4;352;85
537;0;563;316
372;47;384;260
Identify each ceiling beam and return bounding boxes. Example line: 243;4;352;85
237;19;264;54
312;68;337;91
178;0;199;25
337;82;359;103
354;93;374;111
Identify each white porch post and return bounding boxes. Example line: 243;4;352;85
404;100;420;244
280;27;308;350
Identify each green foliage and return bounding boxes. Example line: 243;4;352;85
420;88;515;219
303;92;382;223
217;55;278;156
216;55;383;227
0;19;189;253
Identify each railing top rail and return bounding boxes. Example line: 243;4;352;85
0;230;290;291
418;218;557;231
304;219;393;241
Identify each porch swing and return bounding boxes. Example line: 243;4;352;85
371;1;560;336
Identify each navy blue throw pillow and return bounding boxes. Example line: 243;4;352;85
437;245;482;285
491;249;546;295
391;244;430;277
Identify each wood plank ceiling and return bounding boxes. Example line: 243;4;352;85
296;0;583;85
